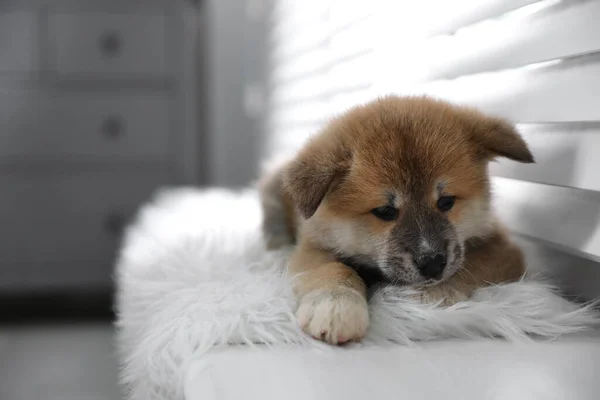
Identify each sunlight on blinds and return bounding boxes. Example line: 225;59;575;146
266;0;600;259
266;0;564;155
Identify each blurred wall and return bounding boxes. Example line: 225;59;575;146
202;0;270;187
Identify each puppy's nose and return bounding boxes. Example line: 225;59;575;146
417;253;446;280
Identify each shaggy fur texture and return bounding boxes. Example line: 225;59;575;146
115;188;599;400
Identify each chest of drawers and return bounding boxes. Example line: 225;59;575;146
0;0;199;292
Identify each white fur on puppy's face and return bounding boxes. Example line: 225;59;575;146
303;211;387;261
454;196;494;242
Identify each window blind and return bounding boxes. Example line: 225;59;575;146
265;0;600;262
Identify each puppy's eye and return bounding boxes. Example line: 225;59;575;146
371;206;398;221
437;196;456;212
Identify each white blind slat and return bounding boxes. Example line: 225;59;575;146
417;55;600;123
328;0;374;31
493;177;600;260
271;24;330;62
271;101;330;127
272;48;331;83
270;1;329;43
426;0;545;35
271;73;330;105
491;123;600;191
328;18;375;61
421;0;600;80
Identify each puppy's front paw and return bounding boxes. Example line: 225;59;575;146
410;284;471;307
296;289;369;345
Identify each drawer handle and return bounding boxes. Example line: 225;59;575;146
102;116;125;139
99;31;123;57
104;212;127;237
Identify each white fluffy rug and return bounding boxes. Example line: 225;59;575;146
115;187;599;400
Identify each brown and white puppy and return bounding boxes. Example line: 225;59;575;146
259;95;533;345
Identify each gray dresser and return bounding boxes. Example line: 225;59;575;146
0;0;199;292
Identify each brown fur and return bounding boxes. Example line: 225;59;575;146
259;95;533;345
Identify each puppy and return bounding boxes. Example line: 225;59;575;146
259;95;533;345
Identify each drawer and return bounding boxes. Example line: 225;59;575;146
0;88;40;143
0;11;37;73
0;89;171;160
0;168;169;269
47;12;169;78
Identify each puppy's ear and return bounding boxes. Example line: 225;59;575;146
471;117;534;163
282;137;350;219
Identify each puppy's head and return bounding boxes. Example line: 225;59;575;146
282;96;533;286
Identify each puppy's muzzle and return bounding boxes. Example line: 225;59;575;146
415;252;446;280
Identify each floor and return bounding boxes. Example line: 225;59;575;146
0;292;121;400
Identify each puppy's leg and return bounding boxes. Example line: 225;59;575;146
258;167;297;250
290;243;369;345
415;228;526;306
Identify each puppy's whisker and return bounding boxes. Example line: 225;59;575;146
456;269;469;282
458;264;477;283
